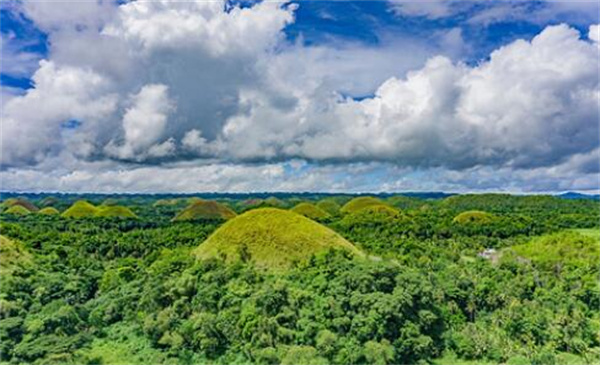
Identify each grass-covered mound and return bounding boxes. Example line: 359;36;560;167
38;207;60;215
96;205;138;219
173;200;236;222
1;198;38;212
341;205;401;225
4;205;32;216
340;196;388;214
153;199;182;207
62;200;99;218
39;196;59;207
101;198;120;206
0;236;32;274
386;195;422;210
453;210;496;224
291;202;331;221
194;208;362;269
316;199;341;215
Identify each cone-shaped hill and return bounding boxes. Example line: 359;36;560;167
4;205;32;215
340;196;389;214
96;205;137;218
453;210;496;224
194;208;363;269
62;200;99;218
316;199;341;215
62;200;137;219
1;198;38;212
291;202;331;221
39;207;60;215
173;200;236;222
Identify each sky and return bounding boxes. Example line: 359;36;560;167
0;0;599;194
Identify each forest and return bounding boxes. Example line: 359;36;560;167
0;193;598;365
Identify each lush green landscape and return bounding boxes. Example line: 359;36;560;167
1;193;599;365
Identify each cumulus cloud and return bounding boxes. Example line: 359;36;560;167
0;0;598;192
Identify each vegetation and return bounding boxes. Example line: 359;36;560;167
453;210;496;224
291;202;331;221
316;199;341;215
0;193;598;365
96;206;138;219
173;201;236;222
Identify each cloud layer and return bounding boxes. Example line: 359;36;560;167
1;0;598;192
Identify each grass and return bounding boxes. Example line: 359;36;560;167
453;210;495;224
173;200;236;221
572;228;600;241
62;200;137;219
38;207;60;215
1;198;38;212
291;202;331;220
316;199;341;215
511;231;599;267
194;208;363;269
4;205;32;215
96;205;138;218
340;196;388;214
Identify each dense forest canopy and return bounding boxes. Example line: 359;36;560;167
0;193;598;365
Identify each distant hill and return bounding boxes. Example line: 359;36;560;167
557;192;600;201
194;208;362;269
291;202;331;221
38;207;60;215
340;197;390;214
173;200;236;221
62;200;137;219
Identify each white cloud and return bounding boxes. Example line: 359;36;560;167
0;0;598;193
105;84;174;160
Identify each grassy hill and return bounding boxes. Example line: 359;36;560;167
173;200;236;221
4;205;32;215
62;200;136;219
291;202;331;220
194;208;362;269
340;196;388;214
96;205;137;219
453;210;496;224
38;207;60;215
1;198;38;212
61;200;99;218
316;199;341;215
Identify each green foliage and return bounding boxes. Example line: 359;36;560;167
195;208;363;269
1;198;39;212
291;202;331;221
173;200;236;222
96;205;138;219
1;194;599;365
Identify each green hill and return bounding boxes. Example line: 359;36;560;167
194;208;362;269
61;200;100;218
96;205;137;219
453;210;496;224
40;196;59;207
38;207;60;215
4;205;32;216
101;198;120;206
291;202;331;220
1;198;38;212
173;200;236;221
316;199;341;215
153;199;181;207
386;195;422;210
340;196;388;214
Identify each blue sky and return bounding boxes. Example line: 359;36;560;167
0;1;598;193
